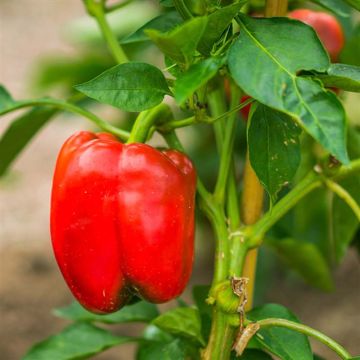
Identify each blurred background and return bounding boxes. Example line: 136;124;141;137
0;1;359;359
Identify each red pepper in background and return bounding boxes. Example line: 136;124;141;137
50;131;196;314
289;9;344;61
240;95;252;120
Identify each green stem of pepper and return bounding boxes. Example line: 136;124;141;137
0;98;130;141
83;0;129;64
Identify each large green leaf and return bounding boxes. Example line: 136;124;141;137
248;304;312;360
197;2;246;55
152;307;205;345
0;107;58;176
75;62;171;112
121;12;183;44
248;104;301;202
22;322;131;360
228;15;349;164
54;300;159;324
315;63;360;92
265;237;334;291
145;17;208;64
174;57;224;104
310;0;351;17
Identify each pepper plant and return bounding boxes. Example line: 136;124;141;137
1;0;360;359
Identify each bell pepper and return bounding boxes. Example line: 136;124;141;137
50;131;196;314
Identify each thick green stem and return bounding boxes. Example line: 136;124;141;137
214;86;241;204
0;98;130;141
84;0;128;64
127;104;172;143
256;318;352;360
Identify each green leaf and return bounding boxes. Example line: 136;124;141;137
0;85;15;111
231;349;274;359
228;15;349;164
174;57;224;104
136;338;186;360
0;107;58;176
145;17;208;64
197;2;246;55
310;0;351;17
248;104;301;202
22;322;131;360
343;0;360;10
74;62;171;112
265;238;334;291
121;12;183;44
315;63;360;92
152;307;205;345
248;304;313;360
54;300;159;324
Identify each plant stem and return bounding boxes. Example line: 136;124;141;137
249;159;360;246
173;0;193;19
201;310;236;360
0;98;130;141
265;0;288;16
214;86;241;204
256;318;352;360
84;0;128;64
105;0;132;13
127;104;172;143
325;179;360;221
240;154;264;310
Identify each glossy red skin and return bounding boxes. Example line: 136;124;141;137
289;9;344;61
51;131;196;314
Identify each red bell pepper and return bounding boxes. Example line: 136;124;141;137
50;131;196;313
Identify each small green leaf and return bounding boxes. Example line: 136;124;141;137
229;15;349;164
197;2;246;55
75;62;171;112
152;307;205;345
248;304;313;360
174;57;224;104
315;63;360;92
0;107;58;176
310;0;351;17
22;322;131;360
121;12;183;44
54;300;159;324
248;104;301;202
265;237;334;291
0;85;15;111
146;17;208;64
